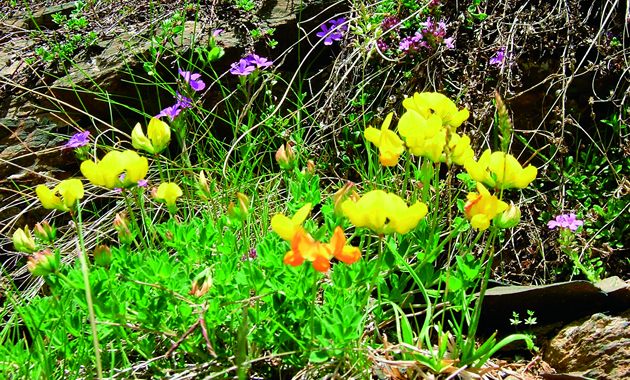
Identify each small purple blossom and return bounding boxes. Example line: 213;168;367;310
114;175;148;192
548;213;584;231
230;59;256;76
444;37;455;49
65;131;90;148
489;48;506;67
328;17;347;32
246;54;273;68
381;16;400;33
212;29;223;37
178;69;206;91
175;91;193;109
317;24;342;45
156;104;181;122
242;248;258;261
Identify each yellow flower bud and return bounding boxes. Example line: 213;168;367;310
494;204;521;229
13;226;37;253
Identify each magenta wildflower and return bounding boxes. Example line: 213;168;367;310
178;69;206;91
156;104;181;121
444;37;455;49
65;131;90;148
548;213;584;231
212;29;223;37
230;59;256;76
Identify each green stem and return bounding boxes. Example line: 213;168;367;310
134;188;156;249
123;190;148;252
310;269;318;346
467;227;498;341
363;237;384;308
53;271;80;290
71;207;103;379
154;153;165;183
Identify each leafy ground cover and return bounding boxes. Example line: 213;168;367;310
0;0;628;379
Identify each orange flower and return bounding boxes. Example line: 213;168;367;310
283;227;361;272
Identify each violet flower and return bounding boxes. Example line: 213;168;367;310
212;29;223;37
444;37;455;49
114;175;148;193
328;17;347;32
178;69;206;91
489;48;506;67
156;104;181;122
316;20;344;46
246;54;273;68
230;59;256;76
65;131;90;148
175;91;193;109
548;213;584;231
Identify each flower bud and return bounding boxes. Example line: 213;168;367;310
94;245;113;268
236;192;250;216
275;143;296;170
333;182;356;217
494;204;521;228
198;170;212;200
113;213;130;231
34;221;57;243
114;213;135;245
27;250;59;276
227;202;240;220
13;226;37;253
189;268;213;297
306;160;316;175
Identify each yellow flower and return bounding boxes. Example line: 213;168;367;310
13;226;37;253
81;150;148;189
464;183;509;230
283;227;361;272
364;113;405;166
402;92;470;128
341;190;428;235
443;134;475;166
464;150;537;189
156;182;183;213
271;203;312;241
36;179;84;212
131;118;171;154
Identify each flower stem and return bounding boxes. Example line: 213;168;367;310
71;207;103;379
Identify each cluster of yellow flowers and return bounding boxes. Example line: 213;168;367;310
363;91;537;231
34;118;183;214
365;92;472;167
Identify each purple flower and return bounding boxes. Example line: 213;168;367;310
242;248;258;261
115;175;148;192
178;69;206;91
175;91;193;109
548;213;584;231
246;54;273;68
381;16;400;33
230;59;256;76
212;29;223;37
444;37;455;49
328;17;347;32
65;131;90;148
316;23;342;45
489;48;506;67
156;104;181;121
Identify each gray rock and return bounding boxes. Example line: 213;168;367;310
544;310;630;380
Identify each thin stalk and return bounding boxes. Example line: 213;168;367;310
123;191;149;252
71;206;103;379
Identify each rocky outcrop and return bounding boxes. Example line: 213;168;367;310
545;310;630;380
